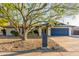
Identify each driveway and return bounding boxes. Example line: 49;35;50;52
50;36;79;51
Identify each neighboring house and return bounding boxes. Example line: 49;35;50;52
71;27;79;35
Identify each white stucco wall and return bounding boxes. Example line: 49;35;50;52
6;28;15;36
69;27;72;36
39;28;42;37
48;27;51;36
0;30;3;35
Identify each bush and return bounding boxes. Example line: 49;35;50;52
10;30;19;36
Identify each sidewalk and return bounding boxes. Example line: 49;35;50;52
1;51;79;56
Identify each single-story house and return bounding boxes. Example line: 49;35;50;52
0;23;79;37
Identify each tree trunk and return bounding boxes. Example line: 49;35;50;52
22;33;27;40
22;28;28;40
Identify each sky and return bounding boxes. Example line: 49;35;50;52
58;14;79;26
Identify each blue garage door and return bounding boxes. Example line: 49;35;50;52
51;28;69;36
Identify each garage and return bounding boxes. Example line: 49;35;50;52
51;27;69;36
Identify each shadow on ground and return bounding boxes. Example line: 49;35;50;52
1;45;67;56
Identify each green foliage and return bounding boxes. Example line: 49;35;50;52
48;19;59;26
2;3;16;10
10;30;19;36
0;18;9;26
53;4;65;15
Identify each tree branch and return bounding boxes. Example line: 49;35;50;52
26;4;47;18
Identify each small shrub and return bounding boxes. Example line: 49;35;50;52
10;30;19;36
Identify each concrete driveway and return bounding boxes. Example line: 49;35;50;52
48;36;79;56
50;36;79;52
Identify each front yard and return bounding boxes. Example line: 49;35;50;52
0;37;55;52
1;36;79;56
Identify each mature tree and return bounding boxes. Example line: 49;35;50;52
0;3;79;40
0;18;9;26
